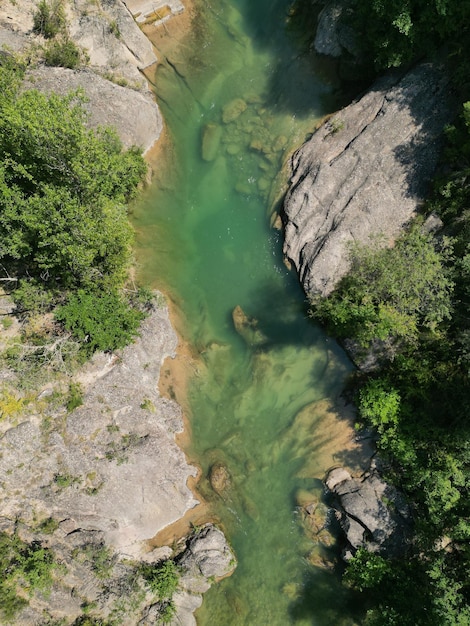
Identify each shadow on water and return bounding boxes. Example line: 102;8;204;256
232;0;345;117
288;566;362;626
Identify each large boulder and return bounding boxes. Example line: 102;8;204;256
176;524;237;626
282;63;454;297
326;466;413;558
314;0;357;59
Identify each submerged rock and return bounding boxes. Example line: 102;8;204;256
325;466;413;558
209;462;231;497
222;98;247;123
282;63;454;297
232;305;267;346
201;123;223;161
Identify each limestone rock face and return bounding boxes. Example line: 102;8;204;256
68;0;158;90
326;466;413;558
24;67;162;152
282;63;454;297
0;302;198;556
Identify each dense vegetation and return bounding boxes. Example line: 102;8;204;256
0;57;148;387
0;531;57;620
301;0;470;623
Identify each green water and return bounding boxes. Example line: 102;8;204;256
133;0;359;623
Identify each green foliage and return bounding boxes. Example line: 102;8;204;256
72;617;112;626
344;549;391;592
0;63;146;291
74;543;115;580
55;290;143;356
33;0;66;39
44;37;83;69
87;544;114;580
66;382;84;412
141;559;180;601
158;601;176;624
54;473;78;488
311;227;454;348
1;316;13;329
38;517;59;535
349;0;470;72
12;279;55;315
0;389;25;420
0;532;56;620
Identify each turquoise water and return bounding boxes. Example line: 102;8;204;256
133;0;360;623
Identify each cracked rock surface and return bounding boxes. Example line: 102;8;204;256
326;466;413;558
0;302;198;556
282;63;454;297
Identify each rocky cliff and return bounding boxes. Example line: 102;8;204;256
282;63;454;297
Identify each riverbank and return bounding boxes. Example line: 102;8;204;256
0;1;240;622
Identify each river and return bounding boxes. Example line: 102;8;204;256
133;0;362;623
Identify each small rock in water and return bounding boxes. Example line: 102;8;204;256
209;462;231;497
226;142;242;155
272;135;288;152
222;98;247;123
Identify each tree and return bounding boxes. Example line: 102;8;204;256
0;62;146;291
311;226;454;347
55;290;144;355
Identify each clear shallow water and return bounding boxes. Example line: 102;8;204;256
133;1;360;623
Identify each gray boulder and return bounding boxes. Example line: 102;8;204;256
326;466;413;558
314;0;357;58
173;524;236;626
179;524;236;593
282;63;454;297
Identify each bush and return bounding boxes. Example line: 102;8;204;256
311;227;454;347
141;559;180;600
0;66;146;291
33;0;66;39
44;37;83;69
55;290;144;355
66;382;84;412
0;532;56;620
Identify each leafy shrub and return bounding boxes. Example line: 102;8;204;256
141;559;180;600
33;0;66;39
0;532;56;620
12;280;55;315
311;227;454;347
38;517;59;535
44;37;83;69
0;66;146;291
0;390;24;420
55;290;143;355
66;382;84;412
